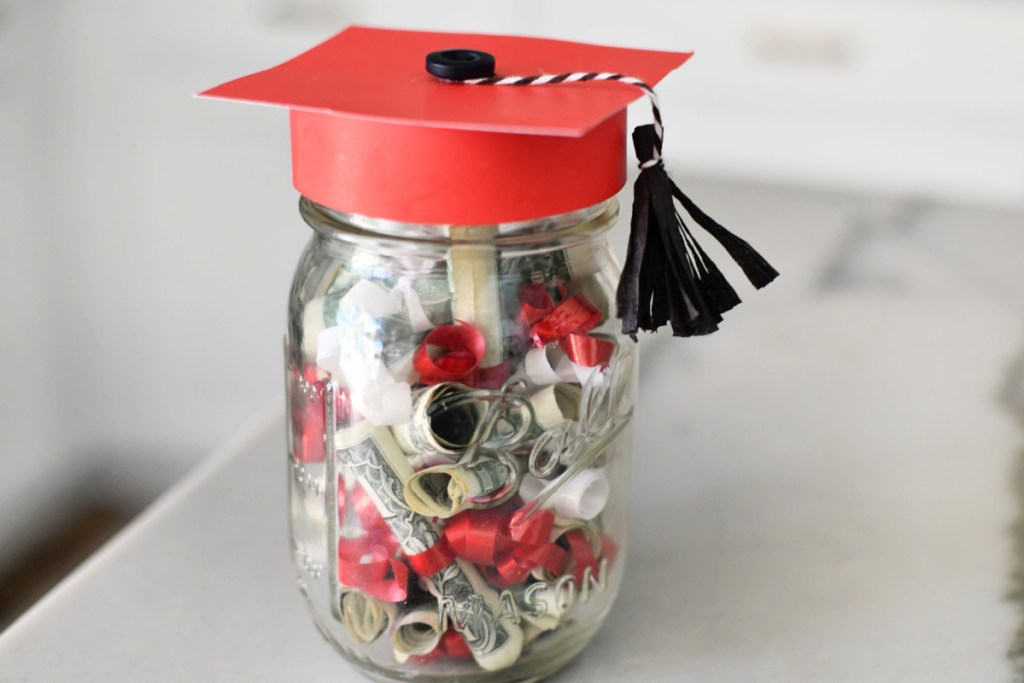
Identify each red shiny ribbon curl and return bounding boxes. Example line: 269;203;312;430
405;539;456;578
289;364;353;463
339;478;455;583
563;529;599;584
336;480;409;602
337;538;409;603
519;283;561;327
559;333;614;369
529;293;601;346
443;504;568;589
524;291;615;368
414;321;486;385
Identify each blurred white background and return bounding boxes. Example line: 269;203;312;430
1;0;1022;597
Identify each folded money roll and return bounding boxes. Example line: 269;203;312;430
404;456;517;518
393;382;485;457
340;589;397;645
392;603;443;664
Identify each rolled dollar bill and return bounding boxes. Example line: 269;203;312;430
392;382;485;457
449;225;503;368
334;419;523;671
529;383;581;432
404;456;516;518
510;582;567;635
392;602;443;664
339;589;397;645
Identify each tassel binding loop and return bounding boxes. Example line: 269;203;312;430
616;124;778;340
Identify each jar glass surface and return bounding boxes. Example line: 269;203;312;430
285;197;637;683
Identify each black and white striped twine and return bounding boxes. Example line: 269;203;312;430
462;71;664;169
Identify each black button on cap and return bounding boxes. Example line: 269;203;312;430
426;49;496;80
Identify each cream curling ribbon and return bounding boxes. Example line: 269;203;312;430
518;469;610;522
448;225;503;368
334;420;524;671
316;279;425;426
529;383;581;432
392;603;443;664
339;589;397;645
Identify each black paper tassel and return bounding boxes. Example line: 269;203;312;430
616;124;778;340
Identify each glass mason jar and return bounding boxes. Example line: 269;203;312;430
285;196;637;683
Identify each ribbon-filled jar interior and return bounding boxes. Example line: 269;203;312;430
286;198;636;682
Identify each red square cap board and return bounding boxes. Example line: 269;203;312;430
200;26;691;224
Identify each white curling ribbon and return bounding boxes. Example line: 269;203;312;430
392;604;442;664
523;345;578;387
350;375;412;427
316;279;414;426
343;279;401;317
571;360;607;387
390;276;434;332
518;469;610;521
317;325;412;425
315;325;347;380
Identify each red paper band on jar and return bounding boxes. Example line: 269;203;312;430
529;294;602;346
414;321;486;385
405;538;456;578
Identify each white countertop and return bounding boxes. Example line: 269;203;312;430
2;185;1022;681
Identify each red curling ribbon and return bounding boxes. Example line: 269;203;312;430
290;364;353;463
444;504;568;589
337;537;410;602
476;361;511;390
336;480;409;600
439;627;473;659
518;282;571;329
600;533;619;566
338;478;395;549
529;293;602;347
508;505;554;545
559;333;615;368
414;321;486;385
564;529;599;583
405;538;456;578
519;283;556;327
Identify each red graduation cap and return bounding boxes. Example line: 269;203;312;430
201;25;776;338
200;25;687;225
